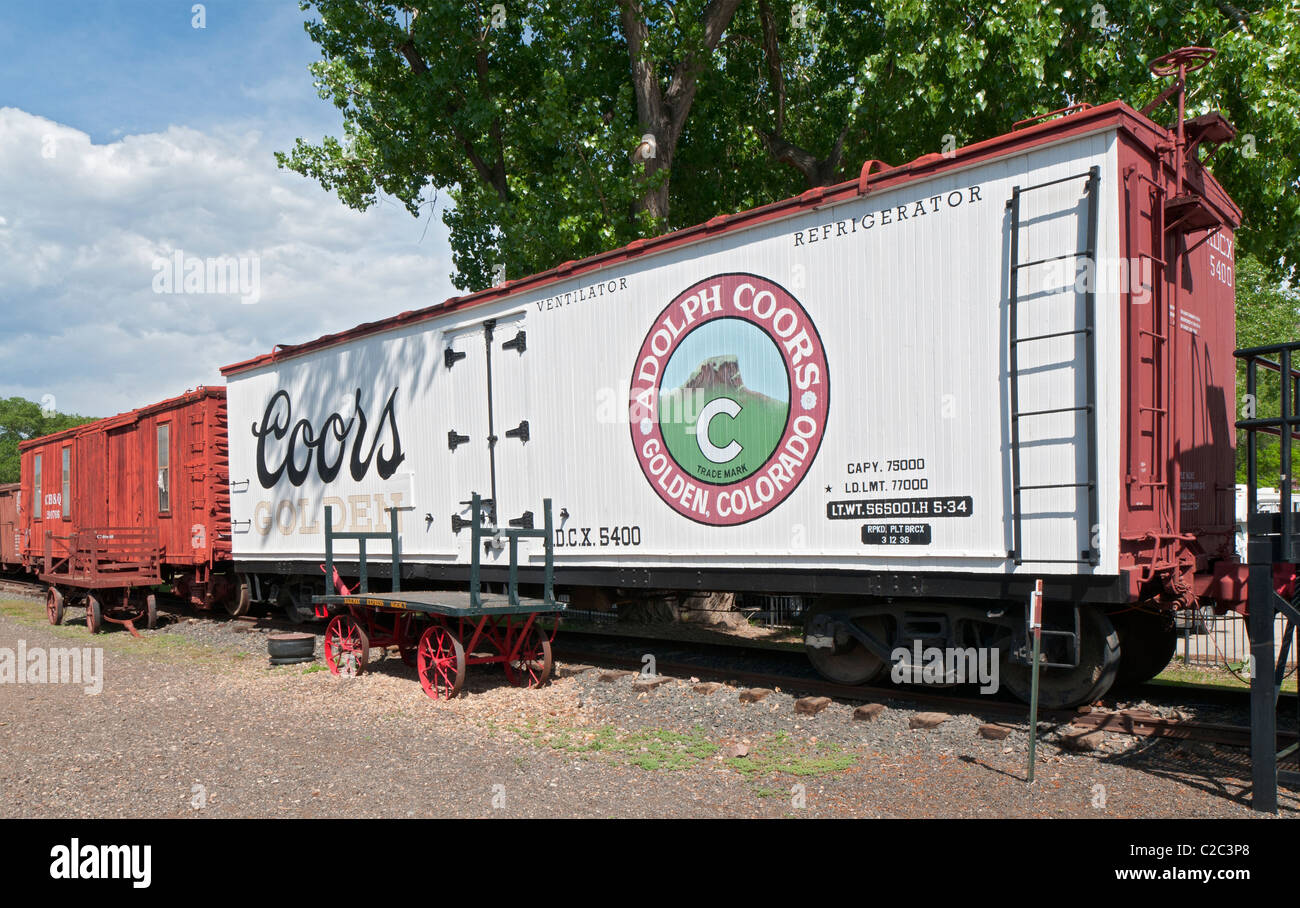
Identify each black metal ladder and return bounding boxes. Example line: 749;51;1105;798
1006;166;1102;566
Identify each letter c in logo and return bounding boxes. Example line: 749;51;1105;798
697;397;743;464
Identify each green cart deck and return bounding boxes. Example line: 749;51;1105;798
313;589;565;617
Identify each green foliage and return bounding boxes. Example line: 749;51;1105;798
278;0;655;291
281;1;1300;292
1234;254;1300;484
0;398;96;484
519;720;721;770
725;730;856;776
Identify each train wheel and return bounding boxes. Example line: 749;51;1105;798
145;594;158;630
324;615;370;677
806;615;890;685
1113;608;1178;686
86;594;103;634
417;624;465;701
225;575;252;618
46;588;64;626
1001;608;1120;708
504;623;553;688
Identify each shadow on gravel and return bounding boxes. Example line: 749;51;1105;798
1092;736;1300;814
957;753;1030;783
353;651;521;698
959;727;1300;815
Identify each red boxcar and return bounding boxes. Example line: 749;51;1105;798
18;387;241;631
0;482;20;569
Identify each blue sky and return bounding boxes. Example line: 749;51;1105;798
0;1;330;146
0;1;456;417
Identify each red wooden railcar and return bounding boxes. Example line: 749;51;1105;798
18;387;242;632
0;483;20;569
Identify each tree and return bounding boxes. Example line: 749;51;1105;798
1234;254;1300;485
278;0;743;290
618;0;743;219
281;0;1300;289
0;398;96;484
688;1;1298;282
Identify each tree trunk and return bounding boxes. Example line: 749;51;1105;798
620;0;743;222
754;0;855;188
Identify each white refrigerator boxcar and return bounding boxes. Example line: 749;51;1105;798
221;101;1241;706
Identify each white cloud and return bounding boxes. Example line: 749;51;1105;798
0;107;453;416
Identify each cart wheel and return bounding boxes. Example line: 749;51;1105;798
86;594;103;634
146;594;158;630
324;615;370;677
504;623;553;689
46;588;64;626
417;624;465;701
225;574;252;617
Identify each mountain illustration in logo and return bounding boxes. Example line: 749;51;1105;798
682;355;744;390
659;353;789;485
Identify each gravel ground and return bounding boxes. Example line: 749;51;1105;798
0;596;1296;819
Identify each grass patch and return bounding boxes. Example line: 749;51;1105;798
511;720;858;780
515;721;719;771
727;732;856;777
1152;660;1298;694
0;598;231;666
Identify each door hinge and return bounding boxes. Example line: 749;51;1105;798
502;330;526;354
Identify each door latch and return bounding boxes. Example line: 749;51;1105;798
505;420;530;443
448;430;470;451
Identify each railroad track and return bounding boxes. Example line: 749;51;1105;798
0;576;44;600
552;632;1300;753
0;575;319;633
553;622;1295;706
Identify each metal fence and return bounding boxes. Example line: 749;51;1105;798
735;594;805;628
1174;610;1298;674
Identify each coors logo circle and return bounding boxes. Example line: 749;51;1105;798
629;273;829;526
